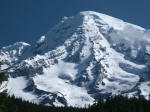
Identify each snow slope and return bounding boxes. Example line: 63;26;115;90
0;11;150;107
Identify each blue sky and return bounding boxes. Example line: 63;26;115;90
0;0;150;46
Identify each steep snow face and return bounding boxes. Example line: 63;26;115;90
0;76;37;102
0;42;32;65
1;11;150;107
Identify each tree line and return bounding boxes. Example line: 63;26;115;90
0;92;150;112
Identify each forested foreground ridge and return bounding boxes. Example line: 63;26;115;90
0;92;150;112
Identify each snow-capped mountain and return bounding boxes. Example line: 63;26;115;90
1;11;150;107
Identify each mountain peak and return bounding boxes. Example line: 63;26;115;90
1;11;150;107
77;11;145;31
37;11;145;54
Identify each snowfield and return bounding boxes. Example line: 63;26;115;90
0;11;150;107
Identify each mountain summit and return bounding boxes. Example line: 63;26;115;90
1;11;150;107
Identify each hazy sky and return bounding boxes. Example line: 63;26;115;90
0;0;150;46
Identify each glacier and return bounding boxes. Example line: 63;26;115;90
0;11;150;107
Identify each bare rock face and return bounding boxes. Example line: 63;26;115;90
1;11;150;107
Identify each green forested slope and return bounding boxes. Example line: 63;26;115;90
0;92;150;112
